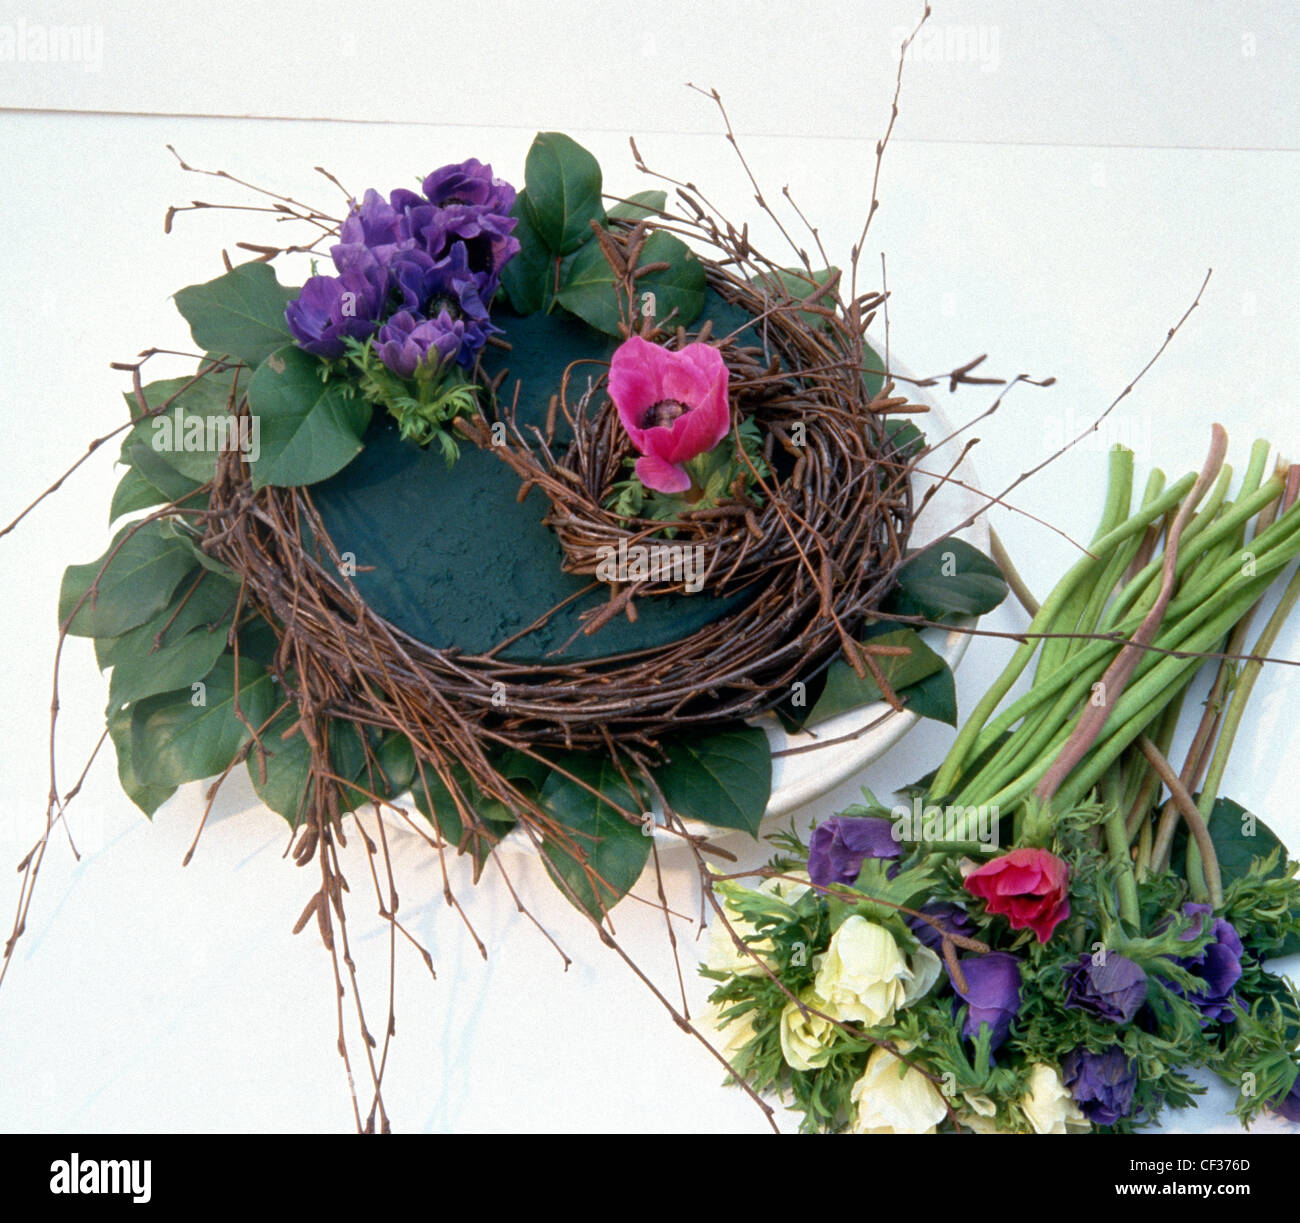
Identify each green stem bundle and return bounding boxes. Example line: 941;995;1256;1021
931;431;1300;927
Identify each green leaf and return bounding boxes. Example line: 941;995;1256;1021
249;712;367;824
173;262;296;366
654;725;772;838
96;568;239;672
807;628;947;727
411;762;517;876
538;754;650;919
109;466;167;523
247;707;312;823
752;266;840;328
899;660;958;726
107;703;177;817
123;368;242;484
496;747;552;794
632;231;707;328
608;189;667;221
1205;798;1288;884
552;238;622;334
556;230;706;336
498;197;552;315
159;521;240;582
107;613;230;708
522;132;605;255
884;417;925;460
890;538;1009;620
371;732;418;799
332;723;378;814
130;655;276;787
246;345;371;489
123;432;205;503
59;522;196;638
863;340;887;400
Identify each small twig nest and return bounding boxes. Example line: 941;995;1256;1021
480;223;920;631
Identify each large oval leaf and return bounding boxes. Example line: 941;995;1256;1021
895;660;958;727
130;655;276;787
538;755;650;919
123;367;243;484
751;266;840;329
556;230;706;336
247;707;312;823
653;725;772;837
59;522;196;638
889;538;1008;620
807;627;947;727
107;704;177;817
174;262;296;367
1204;797;1288;885
411;761;517;877
608;190;668;221
123;432;204;503
109;466;168;524
522;132;605;255
246;346;371;489
248;711;367;826
498;197;552;315
107;616;230;709
95;568;239;674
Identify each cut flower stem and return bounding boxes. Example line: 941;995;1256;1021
930;431;1300;918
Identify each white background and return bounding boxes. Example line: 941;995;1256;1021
0;0;1297;1133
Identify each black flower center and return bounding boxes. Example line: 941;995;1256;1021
428;293;460;320
641;399;688;430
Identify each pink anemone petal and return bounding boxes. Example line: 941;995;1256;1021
663;392;732;463
659;361;710;408
608;337;732;472
674;341;730;387
640;426;681;463
635;453;691;495
609;336;671;448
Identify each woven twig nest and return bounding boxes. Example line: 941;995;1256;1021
479;218;919;633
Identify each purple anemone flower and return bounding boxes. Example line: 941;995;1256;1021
375;310;466;378
391;243;492;322
288;159;519;369
906;902;976;952
807;815;901;888
949;952;1021;1052
1061;1047;1137;1126
330;188;406;275
1064;952;1148;1024
329;162;518;293
284;267;382;359
401;206;518;292
423;158;516;214
1166;902;1244;1024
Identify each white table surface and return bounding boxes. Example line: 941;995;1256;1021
0;0;1297;1133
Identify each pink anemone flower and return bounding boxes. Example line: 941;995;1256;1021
607;336;731;494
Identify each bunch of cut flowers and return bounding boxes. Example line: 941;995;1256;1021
704;429;1300;1133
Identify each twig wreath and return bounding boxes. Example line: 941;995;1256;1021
6;34;1023;1123
8;11;1298;1135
